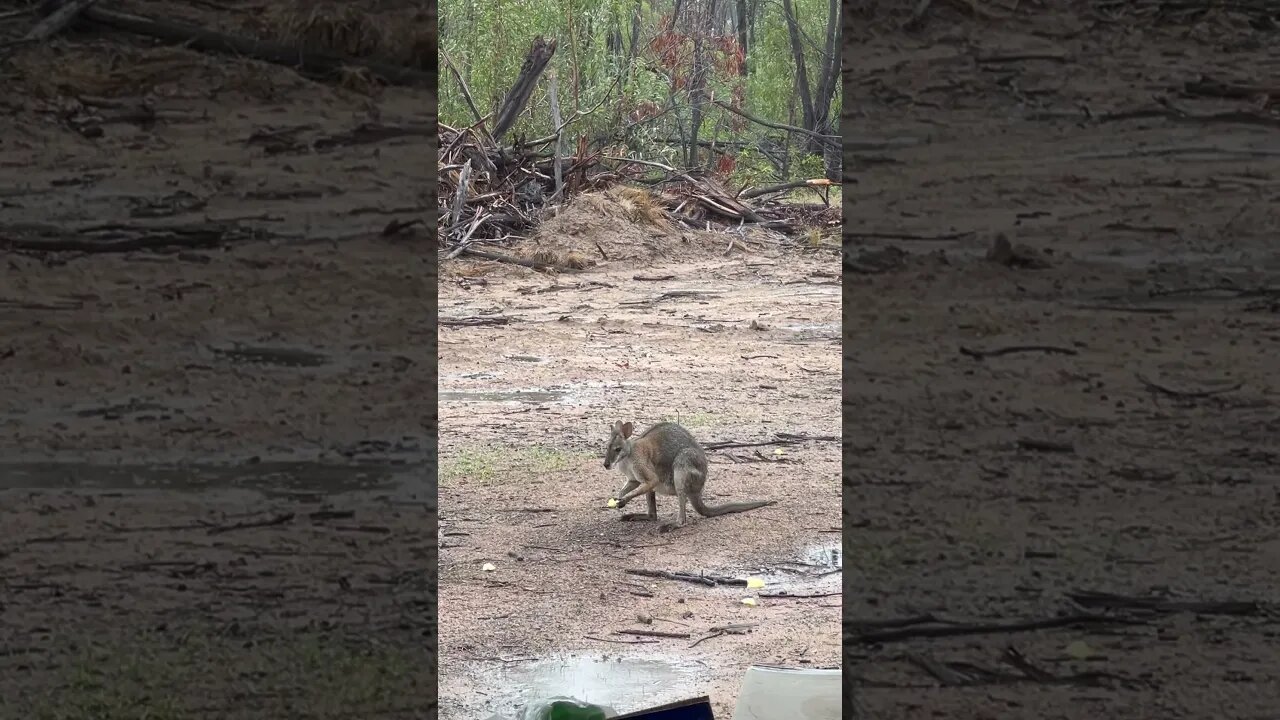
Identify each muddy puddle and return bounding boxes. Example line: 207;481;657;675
0;461;425;494
747;542;842;594
468;654;704;717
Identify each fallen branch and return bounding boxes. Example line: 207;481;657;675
846;230;972;242
853;613;1142;644
960;345;1078;360
1016;438;1075;454
1135;373;1242;399
615;628;691;639
439;316;510;327
458;246;577;273
205;512;294;535
2;222;248;254
688;623;756;648
624;568;745;587
584;635;658;644
739;178;835;200
1067;589;1265;617
711;99;838;150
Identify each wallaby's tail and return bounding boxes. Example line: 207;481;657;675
690;496;775;517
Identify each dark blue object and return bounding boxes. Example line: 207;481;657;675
611;696;714;720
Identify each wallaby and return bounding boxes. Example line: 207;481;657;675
603;421;774;530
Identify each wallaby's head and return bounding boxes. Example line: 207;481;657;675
603;421;635;469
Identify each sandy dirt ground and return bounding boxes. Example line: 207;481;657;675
1;1;437;717
436;218;842;717
845;4;1280;719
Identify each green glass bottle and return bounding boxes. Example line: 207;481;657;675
520;697;612;720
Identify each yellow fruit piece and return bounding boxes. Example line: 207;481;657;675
481;563;496;572
746;577;765;589
607;498;619;508
741;597;757;607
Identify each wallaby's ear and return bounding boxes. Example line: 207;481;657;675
621;422;634;438
610;420;621;433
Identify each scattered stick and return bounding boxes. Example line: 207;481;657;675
846;230;972;242
633;274;675;281
1016;438;1075;454
2;222;247;254
759;591;842;599
710;99;839;150
619;290;722;305
854;613;1141;644
439;316;510;327
846;614;952;630
584;635;658;644
1067;590;1264;617
616;629;691;639
689;623;757;648
1135;373;1242;399
624;568;745;587
205;512;294;535
704;433;835;451
460;247;576;273
960;345;1078;360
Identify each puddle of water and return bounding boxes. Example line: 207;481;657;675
751;543;842;593
780;323;840;333
473;654;702;716
804;544;842;570
438;389;566;404
0;461;425;494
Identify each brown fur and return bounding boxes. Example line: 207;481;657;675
603;421;774;530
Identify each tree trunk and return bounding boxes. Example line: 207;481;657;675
735;0;748;75
810;0;841;155
781;0;815;135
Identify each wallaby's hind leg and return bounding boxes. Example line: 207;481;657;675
660;454;698;533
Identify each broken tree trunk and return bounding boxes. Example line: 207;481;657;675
491;36;558;141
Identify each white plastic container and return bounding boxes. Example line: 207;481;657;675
731;665;840;720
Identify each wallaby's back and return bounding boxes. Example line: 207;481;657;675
631;422;707;485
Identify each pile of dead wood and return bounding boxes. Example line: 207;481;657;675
437;34;840;259
437;120;840;254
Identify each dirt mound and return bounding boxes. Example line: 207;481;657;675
443;188;752;278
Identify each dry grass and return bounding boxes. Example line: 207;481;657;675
615;186;672;228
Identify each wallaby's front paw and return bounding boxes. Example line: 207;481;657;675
658;522;683;534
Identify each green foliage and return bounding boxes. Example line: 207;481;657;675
439;0;840;180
